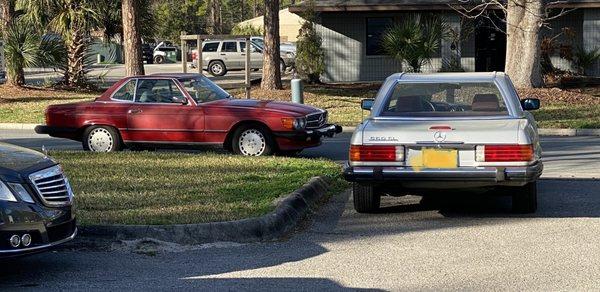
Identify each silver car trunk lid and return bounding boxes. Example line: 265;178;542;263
362;118;523;145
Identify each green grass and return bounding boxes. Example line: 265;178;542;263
0;96;92;123
51;151;346;226
533;103;600;129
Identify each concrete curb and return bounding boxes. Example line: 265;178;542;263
0;123;38;130
80;176;330;245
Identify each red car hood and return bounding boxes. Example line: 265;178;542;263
208;99;323;116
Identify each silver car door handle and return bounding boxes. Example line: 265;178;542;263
128;109;142;114
220;53;226;56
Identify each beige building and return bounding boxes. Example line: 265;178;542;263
237;8;304;42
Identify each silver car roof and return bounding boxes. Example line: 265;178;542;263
390;72;506;82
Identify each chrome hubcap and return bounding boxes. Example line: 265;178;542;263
238;129;266;156
211;64;223;74
88;128;113;152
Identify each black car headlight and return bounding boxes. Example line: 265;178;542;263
0;181;17;202
8;183;35;203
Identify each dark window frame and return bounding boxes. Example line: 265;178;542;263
222;41;238;53
366;17;393;56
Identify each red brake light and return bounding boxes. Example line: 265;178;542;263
482;145;534;162
349;145;403;162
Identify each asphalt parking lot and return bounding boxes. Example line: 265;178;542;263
1;131;599;290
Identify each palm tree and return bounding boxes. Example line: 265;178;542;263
573;47;600;76
381;14;446;73
4;18;65;86
19;0;99;87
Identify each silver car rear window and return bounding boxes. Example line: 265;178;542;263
380;82;509;117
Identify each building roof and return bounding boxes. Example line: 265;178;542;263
289;0;600;12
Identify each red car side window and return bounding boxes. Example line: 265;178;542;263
112;80;136;102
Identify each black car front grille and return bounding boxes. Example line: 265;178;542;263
29;165;73;207
306;111;327;129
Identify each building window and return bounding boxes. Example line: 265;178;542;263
366;18;393;56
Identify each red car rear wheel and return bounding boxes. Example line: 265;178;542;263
82;126;122;152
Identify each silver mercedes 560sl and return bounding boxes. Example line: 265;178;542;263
344;72;543;214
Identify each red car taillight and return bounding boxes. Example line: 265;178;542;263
349;145;404;162
476;145;534;162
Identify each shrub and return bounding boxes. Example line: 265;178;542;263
231;24;264;36
572;46;600;75
295;0;325;83
381;14;446;73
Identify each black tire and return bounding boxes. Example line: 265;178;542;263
353;183;381;213
82;126;122;152
231;124;275;156
512;182;538;214
154;55;165;64
208;60;227;76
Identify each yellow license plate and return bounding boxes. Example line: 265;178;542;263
422;148;458;168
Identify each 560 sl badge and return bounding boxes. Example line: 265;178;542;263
368;136;399;142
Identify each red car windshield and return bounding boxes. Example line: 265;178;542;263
179;76;231;104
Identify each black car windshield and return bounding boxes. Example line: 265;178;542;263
179;76;230;104
380;82;509;117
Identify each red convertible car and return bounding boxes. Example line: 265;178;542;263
35;74;342;156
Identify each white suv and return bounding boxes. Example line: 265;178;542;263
192;39;292;76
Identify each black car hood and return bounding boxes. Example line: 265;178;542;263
0;143;55;175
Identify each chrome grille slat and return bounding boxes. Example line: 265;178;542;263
36;178;65;186
44;195;70;199
38;184;66;190
40;189;68;195
29;165;73;207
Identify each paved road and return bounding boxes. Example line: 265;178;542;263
3;129;599;179
1;131;600;290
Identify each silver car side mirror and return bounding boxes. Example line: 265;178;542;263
361;99;375;111
521;98;540;111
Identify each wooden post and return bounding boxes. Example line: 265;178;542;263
181;37;187;73
245;37;251;99
197;35;203;75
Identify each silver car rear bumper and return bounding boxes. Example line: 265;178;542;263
343;161;543;183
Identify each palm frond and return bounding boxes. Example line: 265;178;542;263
381;14;446;73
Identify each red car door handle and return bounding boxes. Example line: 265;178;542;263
128;109;142;114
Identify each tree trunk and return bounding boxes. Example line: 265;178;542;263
65;27;88;87
122;0;145;76
261;0;282;90
505;0;544;88
0;0;20;86
209;0;222;34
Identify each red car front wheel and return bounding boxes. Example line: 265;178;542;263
232;125;274;156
